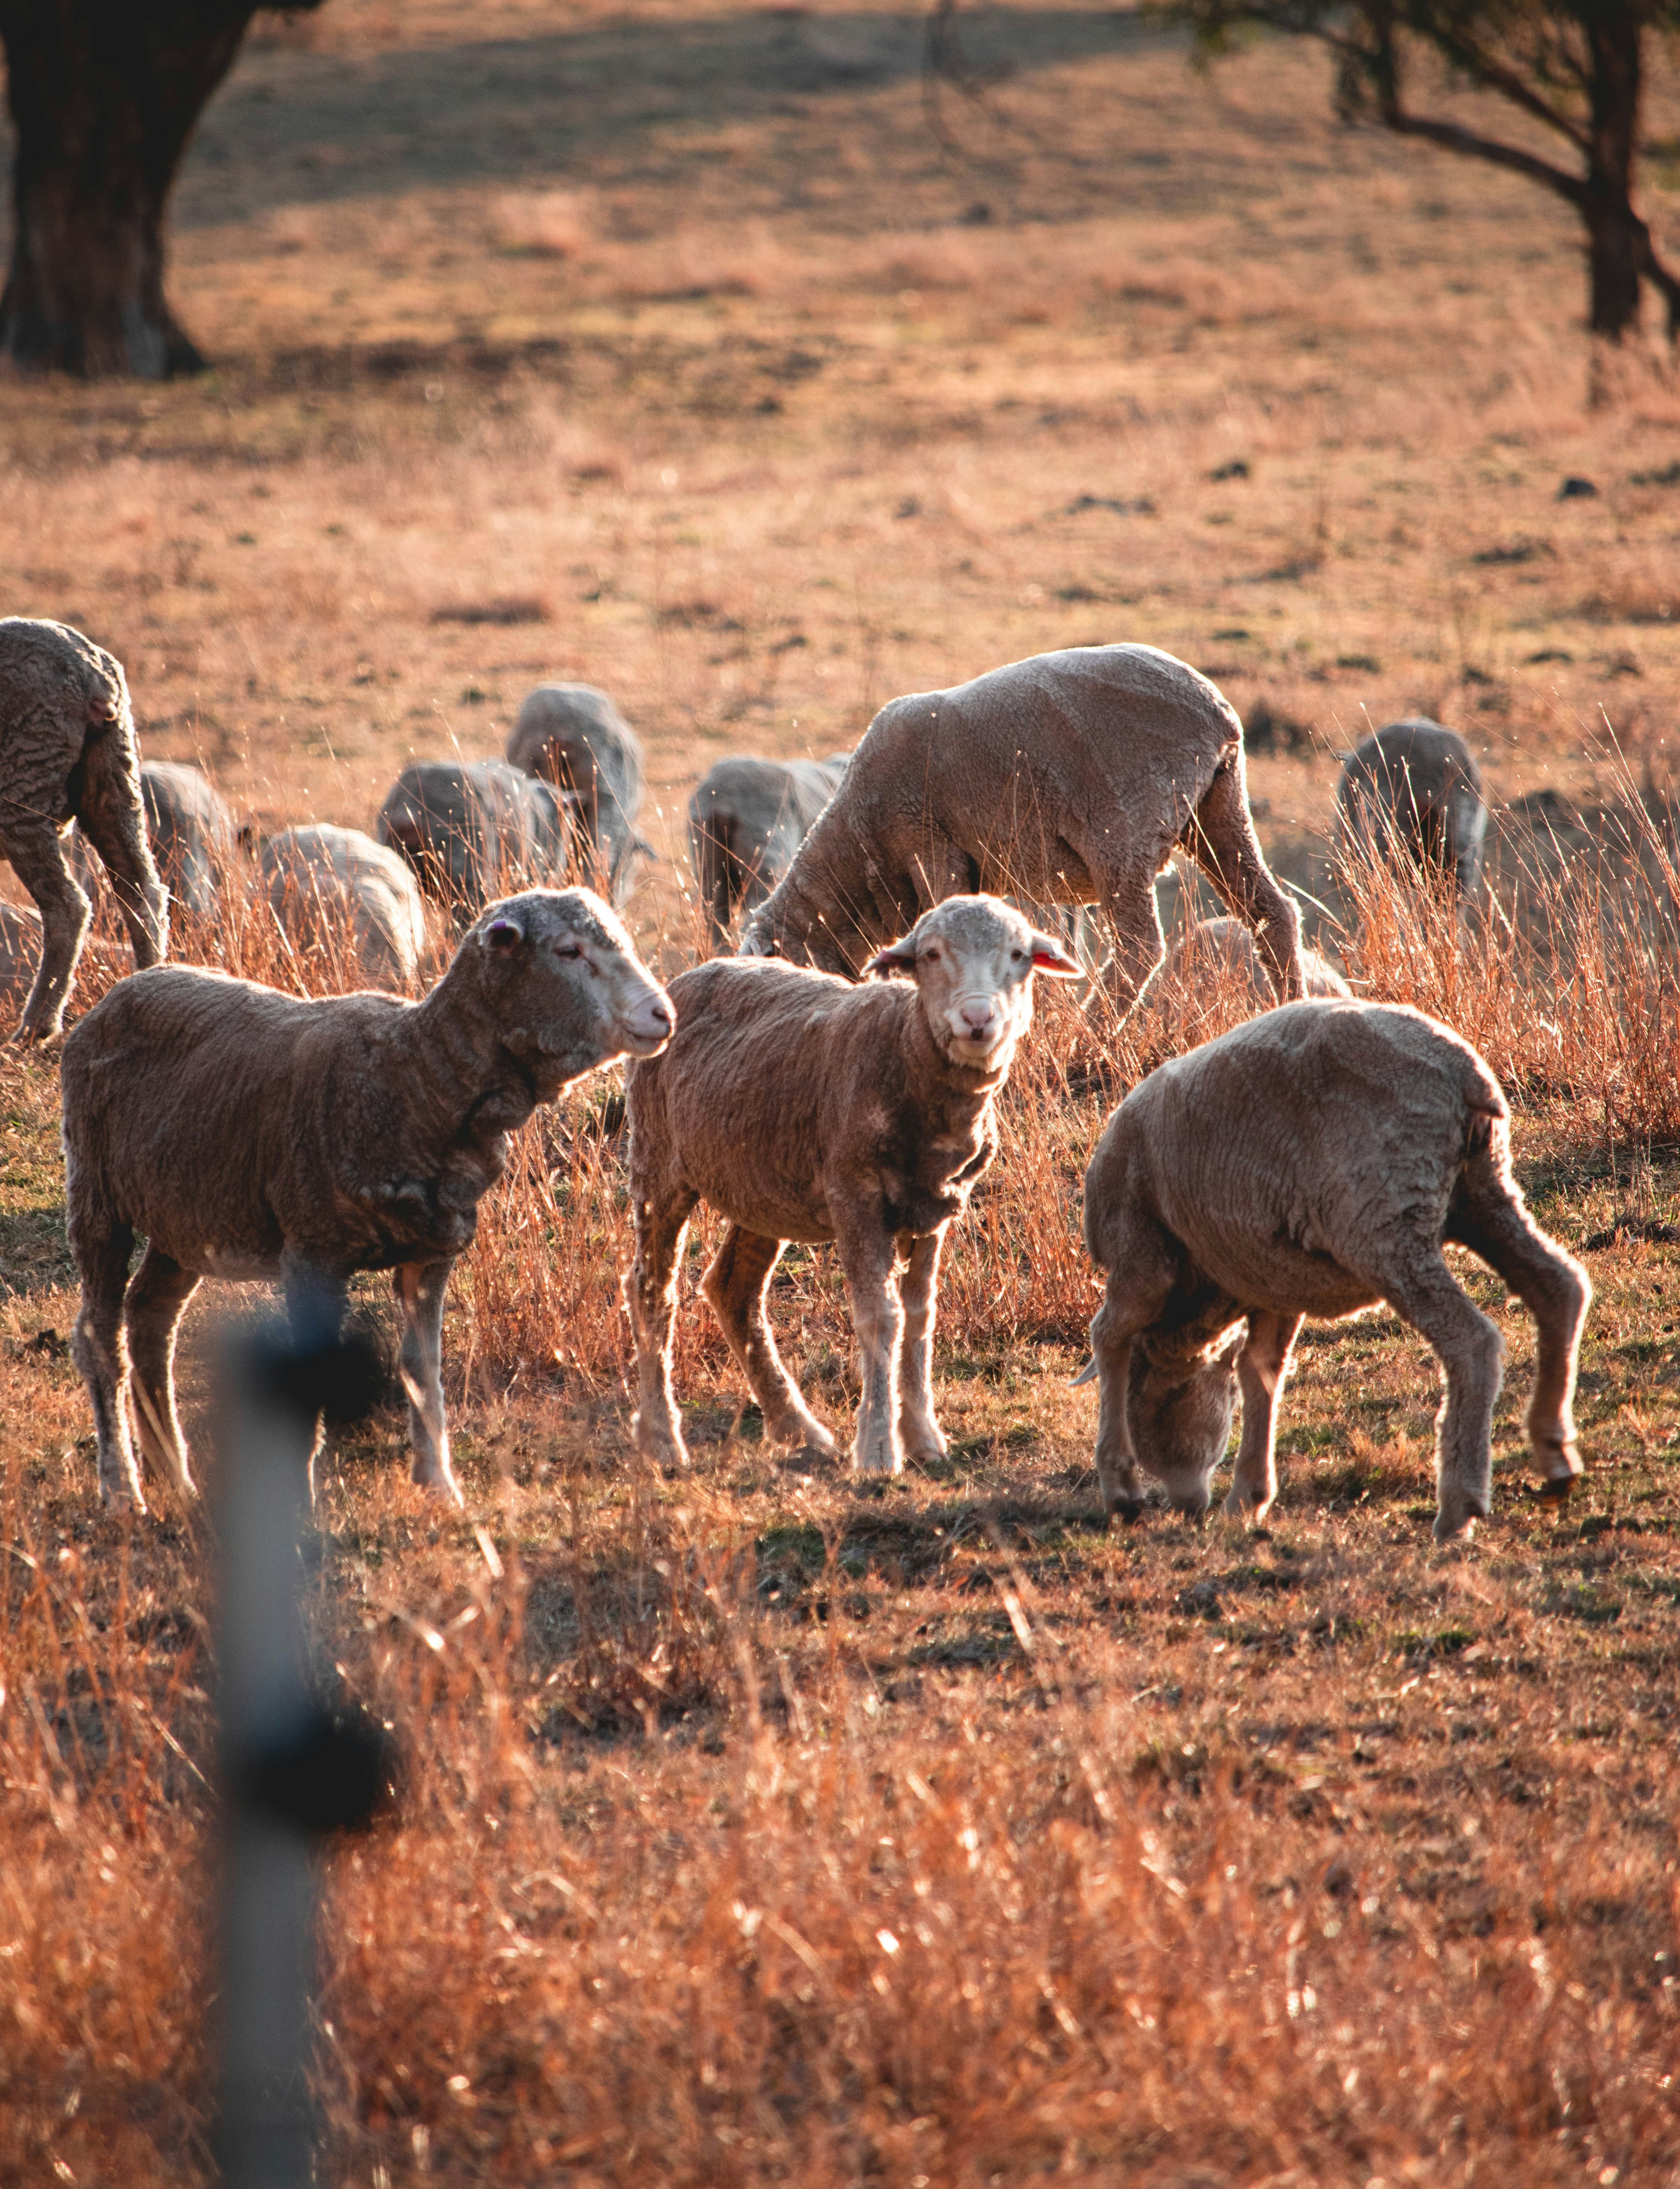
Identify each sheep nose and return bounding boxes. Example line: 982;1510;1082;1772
959;998;996;1034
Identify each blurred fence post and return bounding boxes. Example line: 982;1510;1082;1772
214;1323;388;2189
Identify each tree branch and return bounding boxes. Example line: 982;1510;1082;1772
1380;105;1590;205
1418;29;1591;154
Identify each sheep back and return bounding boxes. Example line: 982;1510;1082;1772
377;757;575;919
1336;718;1488;896
261;824;428;990
1084;999;1507;1319
742;644;1245;971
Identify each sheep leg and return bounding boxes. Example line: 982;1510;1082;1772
6;826;93;1041
895;1228;948;1464
1383;1252;1507;1542
76;736;168;972
1095;874;1166;1022
124;1246;201;1499
394;1258;462;1505
1224;1310;1302;1524
1184;752;1304;1002
701;1223;836;1458
627;1188;699;1468
835;1219;905;1477
1448;1174;1590;1496
69;1216;144;1511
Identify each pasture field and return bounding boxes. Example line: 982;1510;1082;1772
3;2;1680;2182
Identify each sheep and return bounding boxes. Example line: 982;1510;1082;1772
626;894;1082;1478
1076;1000;1590;1542
62;887;673;1514
140;761;240;919
260;825;429;991
0;618;167;1039
376;758;578;924
1156;915;1349;1033
1336;718;1488;901
688;751;850;950
506;682;650;905
738;645;1304;1019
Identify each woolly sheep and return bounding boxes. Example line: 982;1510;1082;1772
0;619;167;1039
1077;1001;1589;1541
261;824;429;991
506;682;649;905
66;758;242;924
738;645;1304;1018
1337;718;1488;901
626;895;1082;1478
688;751;850;950
376;758;578;924
62;888;673;1513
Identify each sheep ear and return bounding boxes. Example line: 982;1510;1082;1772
1029;932;1082;978
866;937;917;979
481;915;525;953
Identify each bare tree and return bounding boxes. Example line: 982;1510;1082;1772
1170;0;1680;345
0;2;326;378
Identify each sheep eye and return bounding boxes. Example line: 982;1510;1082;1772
1010;948;1025;962
555;940;583;961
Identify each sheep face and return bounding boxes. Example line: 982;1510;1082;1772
866;894;1081;1071
470;888;672;1091
1126;1335;1242;1514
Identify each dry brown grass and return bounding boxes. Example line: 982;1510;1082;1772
4;4;1680;2183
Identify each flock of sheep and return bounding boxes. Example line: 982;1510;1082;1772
1;614;1588;1543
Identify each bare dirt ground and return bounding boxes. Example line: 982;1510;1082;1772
2;5;1678;2184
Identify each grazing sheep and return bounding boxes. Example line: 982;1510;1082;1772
140;761;240;919
0;619;167;1039
1077;1001;1589;1541
688;751;850;949
626;895;1081;1478
1157;916;1349;1023
1336;719;1488;900
376;758;578;924
738;645;1304;1017
261;825;429;991
63;888;673;1513
507;682;649;904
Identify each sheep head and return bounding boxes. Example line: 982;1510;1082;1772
1124;1328;1244;1514
865;894;1080;1074
467;887;673;1098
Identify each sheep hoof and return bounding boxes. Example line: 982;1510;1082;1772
1529;1472;1575;1505
101;1484;147;1517
1104;1496;1146;1528
1222;1487;1274;1527
1433;1505;1486;1544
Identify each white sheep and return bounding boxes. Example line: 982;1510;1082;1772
261;825;429;992
739;645;1304;1018
1078;1000;1590;1541
62;888;673;1513
626;895;1081;1477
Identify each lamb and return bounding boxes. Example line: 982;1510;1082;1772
1076;1000;1590;1541
1156;916;1349;1029
688;751;850;949
0;618;167;1039
738;645;1304;1018
62;887;673;1513
260;824;429;991
1336;718;1488;901
626;894;1081;1478
506;682;649;905
376;758;578;924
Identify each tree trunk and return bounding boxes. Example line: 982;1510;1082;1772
1583;6;1644;341
0;5;260;378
